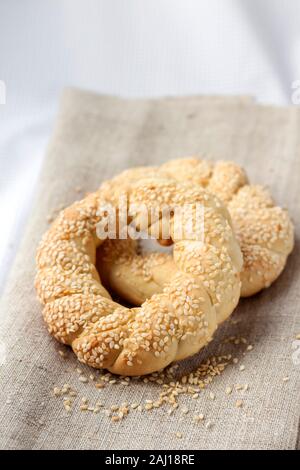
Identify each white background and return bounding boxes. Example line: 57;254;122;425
1;0;300;291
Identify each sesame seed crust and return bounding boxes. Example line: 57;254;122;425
36;175;242;375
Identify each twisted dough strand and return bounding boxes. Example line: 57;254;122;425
36;178;242;375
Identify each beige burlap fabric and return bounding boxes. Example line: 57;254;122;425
0;89;299;450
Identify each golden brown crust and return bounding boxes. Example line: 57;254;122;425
160;158;294;296
36;157;293;375
36;178;242;375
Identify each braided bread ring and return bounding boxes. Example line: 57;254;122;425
35;178;242;375
160;158;294;296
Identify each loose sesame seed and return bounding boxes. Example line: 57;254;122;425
235;384;243;391
111;415;120;422
78;376;88;383
193;413;204;423
95;382;104;389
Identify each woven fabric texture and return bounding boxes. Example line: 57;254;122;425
0;89;299;450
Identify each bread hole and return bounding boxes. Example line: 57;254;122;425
137;238;173;255
96;236;174;308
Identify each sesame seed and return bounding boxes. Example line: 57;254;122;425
205;420;213;429
235;384;243;391
235;400;243;408
111;416;120;422
193;413;204;423
95;382;105;389
78;376;88;383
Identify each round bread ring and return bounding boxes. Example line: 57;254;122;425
35;178;242;376
160;158;294;296
102;159;294;298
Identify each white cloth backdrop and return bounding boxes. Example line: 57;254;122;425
0;0;300;291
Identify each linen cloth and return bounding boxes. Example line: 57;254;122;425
0;89;299;450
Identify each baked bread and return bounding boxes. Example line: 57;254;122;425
35;178;242;375
160;158;294;296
